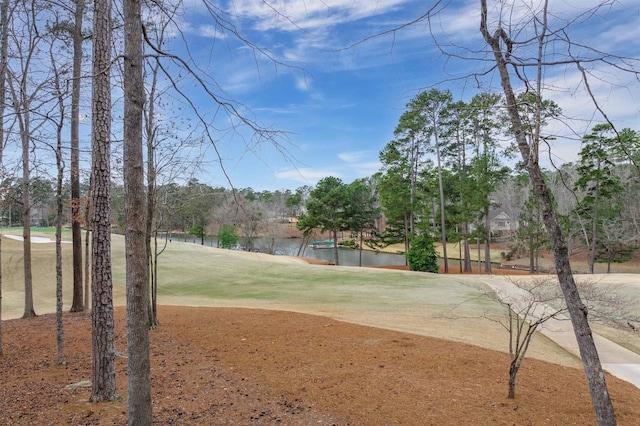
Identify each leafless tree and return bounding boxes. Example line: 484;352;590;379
0;0;8;355
476;1;634;423
142;2;202;328
47;23;70;366
83;175;91;311
141;0;297;192
6;0;53;319
490;277;565;399
47;0;87;313
236;200;265;251
143;15;162;329
598;217;637;274
488;276;639;400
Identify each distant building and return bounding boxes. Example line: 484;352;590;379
490;210;515;233
469;209;518;236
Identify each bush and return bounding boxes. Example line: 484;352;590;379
339;239;356;248
218;224;239;249
406;234;439;273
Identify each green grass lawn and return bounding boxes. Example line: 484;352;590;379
5;229;638;365
2;230;502;333
150;239;498;313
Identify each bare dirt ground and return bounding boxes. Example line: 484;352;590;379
3;237;640;425
2;305;640;425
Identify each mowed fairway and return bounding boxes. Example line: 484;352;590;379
2;230;598;367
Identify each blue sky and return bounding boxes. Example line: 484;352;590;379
157;0;640;191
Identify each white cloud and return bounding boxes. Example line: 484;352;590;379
295;75;311;91
198;24;228;39
337;150;374;162
227;0;409;32
506;63;640;167
275;167;341;183
546;65;640;127
337;151;382;178
352;160;383;176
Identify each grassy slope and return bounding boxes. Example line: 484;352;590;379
2;231;496;317
1;230;593;366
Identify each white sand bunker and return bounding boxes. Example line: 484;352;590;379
4;234;56;243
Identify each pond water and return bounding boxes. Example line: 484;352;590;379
162;233;407;267
278;239;407;267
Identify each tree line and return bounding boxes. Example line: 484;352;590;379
373;88;640;275
4;111;640;278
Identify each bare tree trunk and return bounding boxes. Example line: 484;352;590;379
434;133;448;273
145;52;158;328
480;2;616;423
90;0;117;402
10;62;35;318
84;187;92;312
463;238;471;271
484;208;492;274
52;42;67;365
359;232;363;267
70;0;85;313
0;0;7;355
508;362;517;399
409;138;419;236
152;234;160;325
296;234;307;256
529;235;535;273
404;210;410;258
7;0;36;320
55;149;65;365
463;224;471;272
148;244;155;327
534;236;540;274
588;179;600;274
124;0;152;421
21;125;34;319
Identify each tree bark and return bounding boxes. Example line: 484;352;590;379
463;226;471;272
9;27;36;318
508;362;517;399
479;1;616;423
90;0;117;402
56;153;66;365
21;109;34;319
588;175;600;274
145;51;158;328
529;235;535;273
484;207;492;274
124;0;152;422
434;129;448;273
70;0;85;313
84;184;92;312
52;43;67;365
0;0;7;355
332;230;339;265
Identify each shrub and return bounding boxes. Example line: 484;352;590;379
406;234;439;273
340;239;356;248
218;224;239;249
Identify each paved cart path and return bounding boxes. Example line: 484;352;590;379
480;277;640;389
